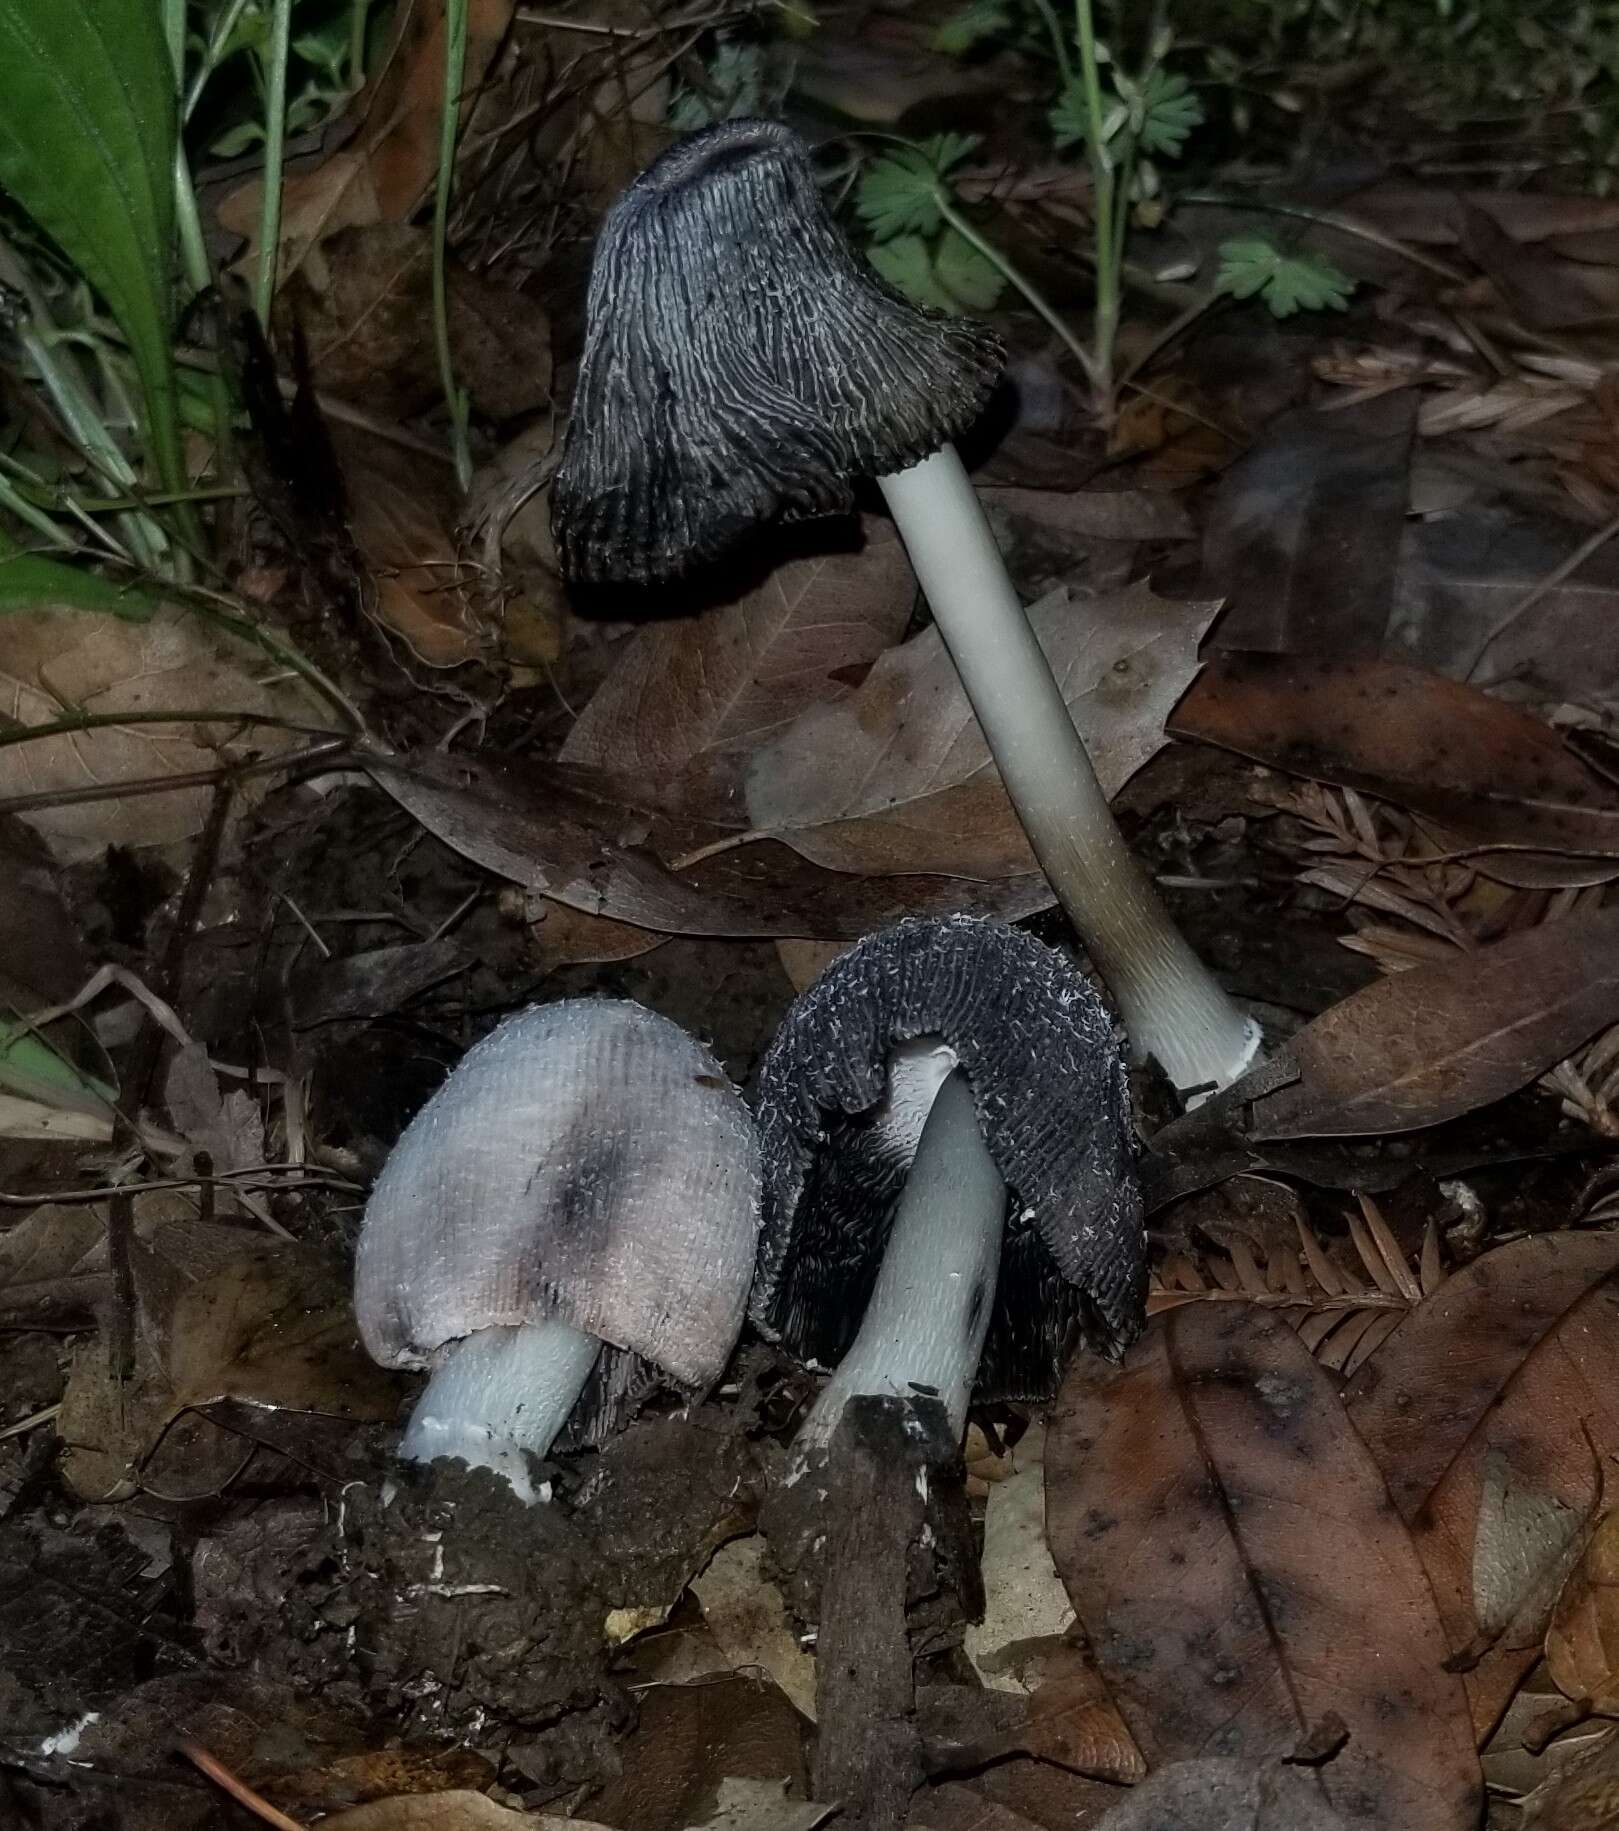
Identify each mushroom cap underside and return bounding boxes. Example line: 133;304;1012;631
356;999;763;1389
551;117;1004;586
749;915;1145;1388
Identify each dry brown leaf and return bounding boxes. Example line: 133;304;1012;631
321;1796;595;1830
59;1230;402;1501
1046;1304;1482;1828
964;1425;1076;1693
1354;1255;1619;1740
217;0;517;278
1086;1758;1352;1830
1345;1232;1619;1520
747;582;1219;878
285;223;552;421
334;428;487;668
1225;905;1619;1138
579;1678;808;1831
163;1043;265;1181
691;1534;818;1722
0;605;320;861
1550;1512;1619;1712
560;519;914;803
1172;653;1619;882
774;939;850;993
918;1669;1145;1785
980;486;1194;545
1460;203;1619;332
1202;394;1417;657
0;1202;112;1328
372;748;1049;938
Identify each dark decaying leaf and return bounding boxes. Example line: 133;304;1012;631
1085;1757;1352;1830
1220;906;1619;1139
58;1230;403;1502
1201;394;1417;657
1459;202;1619;332
559;518;915;803
980;486;1195;545
746;582;1218;878
0;1202;116;1328
1345;1242;1619;1739
1395;509;1619;721
1046;1304;1482;1829
916;1668;1145;1784
1170;653;1619;878
577;1675;807;1831
369;749;1049;938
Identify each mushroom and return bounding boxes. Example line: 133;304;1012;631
749;915;1144;1466
551;117;1258;1098
354;999;762;1502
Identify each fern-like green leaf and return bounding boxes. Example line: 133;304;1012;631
1137;69;1205;157
1217;239;1356;317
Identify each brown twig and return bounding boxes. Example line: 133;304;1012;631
175;1739;304;1831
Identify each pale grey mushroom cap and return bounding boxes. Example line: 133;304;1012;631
356;999;763;1392
749;915;1145;1397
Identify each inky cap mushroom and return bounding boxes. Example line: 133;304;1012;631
356;999;762;1501
750;915;1144;1459
551;117;1002;585
549;120;1257;1098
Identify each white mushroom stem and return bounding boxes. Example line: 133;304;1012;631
877;446;1260;1097
397;1319;602;1504
792;1064;1006;1472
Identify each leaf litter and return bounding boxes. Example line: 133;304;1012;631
12;4;1619;1828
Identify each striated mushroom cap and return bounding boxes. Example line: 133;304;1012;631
357;999;762;1391
551;117;1004;586
750;915;1144;1396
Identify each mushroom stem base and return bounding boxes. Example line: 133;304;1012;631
877;446;1260;1097
397;1319;602;1503
793;1067;1005;1472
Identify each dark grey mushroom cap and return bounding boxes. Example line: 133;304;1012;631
749;915;1144;1396
551;117;1004;586
356;999;762;1391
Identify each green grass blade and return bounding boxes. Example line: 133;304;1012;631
0;531;158;620
0;0;185;500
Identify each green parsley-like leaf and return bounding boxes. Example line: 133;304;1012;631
857;134;979;241
868;228;1005;313
868;235;952;309
1216;239;1357;317
1050;76;1092;149
934;226;1005;309
934;0;1012;56
1137;69;1205;158
1050;77;1132;152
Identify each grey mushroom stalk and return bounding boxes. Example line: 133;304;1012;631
551;118;1258;1098
750;916;1144;1469
355;999;762;1502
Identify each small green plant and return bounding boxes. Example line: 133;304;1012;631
1216;238;1355;317
863;0;1357;420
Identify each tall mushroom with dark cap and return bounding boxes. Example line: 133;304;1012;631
749;914;1144;1466
355;999;762;1502
552;118;1258;1098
